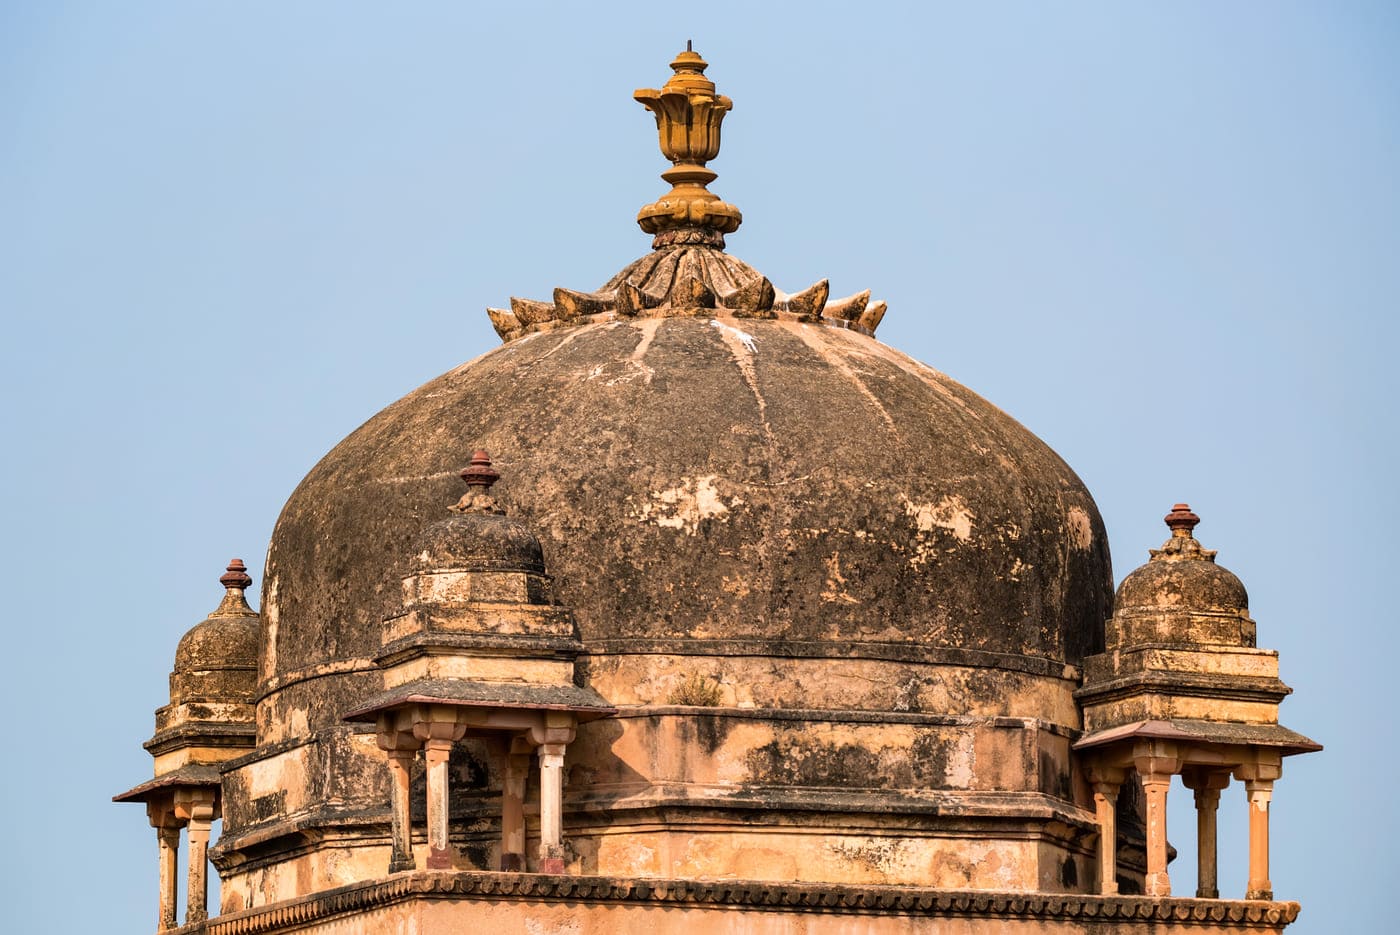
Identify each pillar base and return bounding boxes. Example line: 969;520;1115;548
1247;887;1274;901
389;854;417;874
539;857;566;874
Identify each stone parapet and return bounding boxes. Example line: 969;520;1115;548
167;871;1301;935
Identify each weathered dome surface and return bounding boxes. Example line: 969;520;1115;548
175;615;259;675
1116;557;1248;617
411;512;546;575
260;313;1114;727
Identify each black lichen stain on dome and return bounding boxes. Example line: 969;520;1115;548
263;317;1113;721
411;512;546;576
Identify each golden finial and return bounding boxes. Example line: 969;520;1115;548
634;44;742;249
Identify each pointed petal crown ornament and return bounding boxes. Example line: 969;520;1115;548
633;42;742;248
485;46;886;343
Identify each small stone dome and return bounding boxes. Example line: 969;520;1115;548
170;559;259;704
409;452;546;575
1115;504;1248;617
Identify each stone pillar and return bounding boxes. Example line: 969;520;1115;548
172;788;219;925
378;723;422;874
387;749;417;872
414;711;467;871
1183;769;1230;899
147;802;184;931
1086;767;1124;895
157;826;181;930
501;736;532;871
1235;757;1281;901
184;806;215;923
537;742;567;873
1134;742;1181;898
423;737;455;869
1244;779;1274;900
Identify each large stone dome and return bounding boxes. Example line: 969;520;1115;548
220;48;1121;901
261;313;1113;724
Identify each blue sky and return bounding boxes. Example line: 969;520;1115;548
2;3;1395;931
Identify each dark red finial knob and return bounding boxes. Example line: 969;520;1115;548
460;450;500;490
1164;503;1200;536
220;558;253;590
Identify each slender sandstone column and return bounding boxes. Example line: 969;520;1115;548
1183;770;1229;899
1091;779;1121;895
1195;786;1222;898
185;808;214;923
423;737;456;870
1245;779;1274;900
157;826;181;930
537;742;567;873
387;749;417;872
1134;744;1180;898
501;737;532;871
1139;774;1171;896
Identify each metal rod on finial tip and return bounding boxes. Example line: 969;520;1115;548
687;39;692;52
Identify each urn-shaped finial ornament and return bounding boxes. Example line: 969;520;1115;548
634;43;742;248
450;450;506;516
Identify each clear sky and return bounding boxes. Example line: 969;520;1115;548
2;3;1395;932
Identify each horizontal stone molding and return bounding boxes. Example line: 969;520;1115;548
613;705;1080;736
177;871;1301;935
583;638;1082;679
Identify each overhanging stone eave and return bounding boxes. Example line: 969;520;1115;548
1074;670;1292;706
114;763;224;803
373;633;583;668
1073;719;1322;756
143;721;257;755
342;676;616;724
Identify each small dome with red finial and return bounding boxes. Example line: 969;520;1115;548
408;452;546;576
1113;504;1250;633
170;559;260;703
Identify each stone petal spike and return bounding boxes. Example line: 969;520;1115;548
823;290;872;322
723;277;776;318
510;297;555;325
777;280;830;322
858;300;888;333
553;287;613;321
674;276;716;309
486;307;520;338
614;282;645;318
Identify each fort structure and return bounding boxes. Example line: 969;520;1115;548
117;47;1318;934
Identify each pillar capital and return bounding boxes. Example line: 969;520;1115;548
377;717;425;755
1181;767;1231;793
528;721;577;749
172;786;219;824
1234;758;1282;783
1085;764;1125;794
1132;740;1183;780
146;798;184;831
412;714;468;746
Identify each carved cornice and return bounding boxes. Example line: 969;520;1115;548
179;871;1302;935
